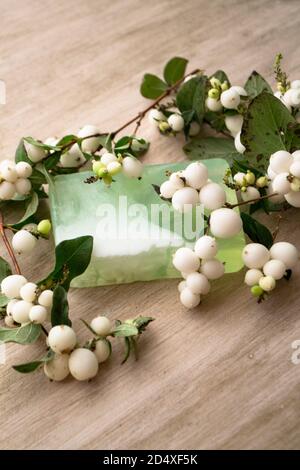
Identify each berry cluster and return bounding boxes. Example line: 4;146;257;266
148;108;200;137
0;160;32;201
12;220;52;255
243;242;299;299
267;150;300;207
232;170;268;202
92;152;143;185
174;236;225;308
274;80;300;112
45;316;112;382
1;274;53;326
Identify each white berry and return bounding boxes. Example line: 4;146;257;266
244;269;263;286
94;340;111;363
20;282;37;302
11;300;33;324
60;144;85;168
290;162;300;178
44;354;70;381
0;161;18;183
160;181;178;199
169;172;185;189
15;162;32;178
29;305;48;324
263;259;286;280
235;132;246;154
0;181;16;200
69;348;98;381
233;172;246;186
178;280;187;293
242;243;270;269
15;178;32;196
200;259;225;280
173;247;200;273
291;80;300;89
1;275;27;299
199;182;226;210
24;141;46;163
12;230;37;255
194;235;218;259
168;114;184;132
107;161;122;175
183;162;208;189
292;150;300;162
186;272;211;295
270;242;299;269
205;97;222;112
148;109;166;126
272;172;291;194
38;290;53;308
259;275;276;292
210;208;242;239
269;151;293;174
225;114;243;137
172;187;199;212
48;325;77;354
266;182;285;203
285;190;300;207
90;316;112;336
241;186;260;202
6;298;19;316
100;153;117;165
220;88;240;109
122;156;143;178
180;288;201;309
231;85;247;96
78;125;101;153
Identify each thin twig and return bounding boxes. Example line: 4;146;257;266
226;192;279;209
0;211;21;275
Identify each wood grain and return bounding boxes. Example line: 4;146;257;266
1;0;300;450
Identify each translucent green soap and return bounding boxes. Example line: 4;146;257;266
49;159;245;288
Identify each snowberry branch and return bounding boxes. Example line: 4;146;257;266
0;211;21;275
225;192;279;209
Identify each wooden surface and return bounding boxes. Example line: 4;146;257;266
1;0;300;450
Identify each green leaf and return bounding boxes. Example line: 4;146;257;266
121;337;132;364
163;57;188;86
0;323;42;344
176;75;207;124
97;134;113;152
210;70;230;86
0;294;9;307
204;111;226;132
24;136;60;151
114;136;149;157
10;192;39;230
244;71;272;99
57;135;78;148
111;323;139;338
140;73;168;99
184;137;239;164
15;139;32;164
241;92;294;169
133;316;154;334
44;151;61;170
29;168;47;188
0;256;12;283
51;286;71;327
40;236;93;290
13;349;54;374
241;212;273;248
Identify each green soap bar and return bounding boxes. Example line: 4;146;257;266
48;159;245;287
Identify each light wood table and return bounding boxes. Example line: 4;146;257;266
1;0;300;450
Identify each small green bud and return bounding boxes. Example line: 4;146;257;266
291;177;300;192
92;160;105;174
241;186;247;192
221;81;229;91
208;88;220;99
159;121;171;133
97;167;108;178
37;219;52;237
209;77;221;89
256;176;269;188
102;174;112;186
251;285;264;297
277;82;285;93
245;171;256;185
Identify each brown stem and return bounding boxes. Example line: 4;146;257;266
226;192;279;209
111;68;201;137
0;211;21;275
